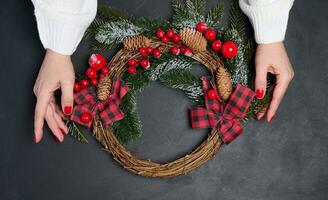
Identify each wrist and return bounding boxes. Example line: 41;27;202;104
45;49;71;61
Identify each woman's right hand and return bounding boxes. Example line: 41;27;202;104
33;49;75;143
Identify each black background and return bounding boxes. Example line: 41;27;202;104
1;0;328;199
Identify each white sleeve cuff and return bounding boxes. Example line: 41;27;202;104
239;0;294;44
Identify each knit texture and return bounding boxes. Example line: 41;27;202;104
239;0;294;44
31;0;97;55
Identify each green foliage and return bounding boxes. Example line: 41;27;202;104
206;3;224;29
134;17;172;37
84;19;107;39
98;5;132;21
66;120;88;143
172;0;206;29
228;0;246;37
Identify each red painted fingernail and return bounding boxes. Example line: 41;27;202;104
64;106;72;115
258;115;264;121
54;136;63;143
268;116;275;123
60;128;67;135
33;134;38;143
256;89;265;99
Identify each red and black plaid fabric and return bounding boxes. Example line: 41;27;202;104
190;76;255;144
70;77;128;127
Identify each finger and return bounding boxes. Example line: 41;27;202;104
266;75;290;122
34;92;51;143
50;95;66;120
257;105;268;121
53;107;69;135
255;65;268;99
45;105;64;143
61;80;74;116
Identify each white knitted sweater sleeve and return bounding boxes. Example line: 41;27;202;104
239;0;294;44
31;0;97;55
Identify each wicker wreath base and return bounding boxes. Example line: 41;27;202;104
90;33;229;178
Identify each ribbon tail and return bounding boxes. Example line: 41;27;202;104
218;120;243;144
190;107;218;128
100;104;125;125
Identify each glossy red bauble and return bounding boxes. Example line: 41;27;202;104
80;112;92;123
221;41;238;59
101;67;110;76
207;89;218;100
184;48;192;56
196;22;207;33
204;29;217;41
90;78;98;86
146;47;153;54
172;34;181;43
171;46;180;55
211;40;222;52
80;79;90;88
140;59;150;69
86;68;97;79
161;36;169;43
128;58;138;66
139;48;148;56
73;82;81;92
179;46;186;54
88;53;106;70
127;66;136;74
156;29;165;38
166;29;175;38
153;49;161;58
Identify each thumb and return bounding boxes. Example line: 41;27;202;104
255;65;268;99
61;80;74;115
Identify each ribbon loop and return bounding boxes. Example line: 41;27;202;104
190;76;255;144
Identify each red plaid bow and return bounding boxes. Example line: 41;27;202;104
190;76;255;144
70;77;128;127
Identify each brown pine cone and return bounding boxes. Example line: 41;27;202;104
216;67;233;101
97;75;112;101
123;35;151;50
179;28;207;52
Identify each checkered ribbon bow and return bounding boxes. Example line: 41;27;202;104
190;76;255;144
70;77;128;127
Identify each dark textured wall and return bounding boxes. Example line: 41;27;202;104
1;0;328;199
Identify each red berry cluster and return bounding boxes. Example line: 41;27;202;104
74;53;109;92
196;22;238;59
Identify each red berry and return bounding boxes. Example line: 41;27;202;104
73;82;81;92
207;89;218;100
86;68;97;79
161;36;169;43
171;46;180;55
88;53;106;70
146;47;153;54
166;29;175;38
184;48;193;56
221;41;238;59
179;46;186;54
127;66;136;74
128;58;138;67
196;22;207;33
211;40;222;52
204;29;217;41
172;34;181;43
80;112;92;123
80;79;89;88
140;59;150;69
139;48;148;56
156;29;165;38
101;67;110;76
153;49;161;58
90;78;98;86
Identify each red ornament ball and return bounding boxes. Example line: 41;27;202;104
207;89;218;100
128;58;138;67
73;82;81;92
156;29;165;38
221;41;238;59
211;40;222;52
88;53;106;70
140;59;150;69
161;36;169;43
90;78;98;86
172;34;181;43
153;49;161;58
139;48;148;56
80;79;89;88
101;67;110;76
196;22;207;33
86;68;97;79
171;46;180;55
179;46;186;54
146;47;153;54
127;66;136;74
166;29;175;38
184;48;192;56
204;29;217;41
80;112;92;123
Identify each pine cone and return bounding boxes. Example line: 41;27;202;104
157;45;171;53
97;75;112;101
123;35;151;50
216;67;233;101
179;28;207;52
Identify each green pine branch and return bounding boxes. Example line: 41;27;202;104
98;5;132;22
66;120;88;143
228;0;246;37
206;3;224;29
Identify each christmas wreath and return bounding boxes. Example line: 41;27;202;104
66;0;273;178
